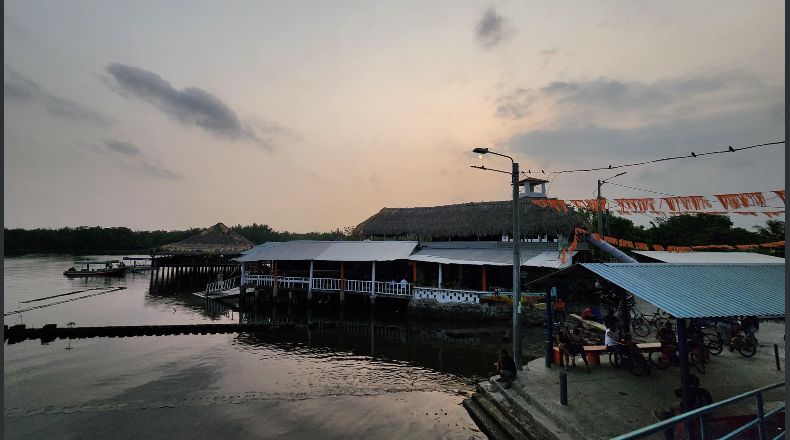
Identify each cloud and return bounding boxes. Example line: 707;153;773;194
94;139;183;180
495;70;778;128
4;66;113;126
103;63;278;150
474;6;513;49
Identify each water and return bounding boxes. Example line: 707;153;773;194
4;255;544;439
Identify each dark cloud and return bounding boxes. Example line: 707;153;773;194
506;101;784;171
95;139;182;180
496;88;538;119
475;6;513;49
4;66;113;126
496;71;776;125
103;63;277;150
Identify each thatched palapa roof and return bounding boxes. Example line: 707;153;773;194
353;199;583;239
158;223;253;255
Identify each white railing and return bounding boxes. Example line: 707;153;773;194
413;287;483;304
241;273;414;297
311;277;341;291
242;274;274;287
205;276;241;295
374;281;412;296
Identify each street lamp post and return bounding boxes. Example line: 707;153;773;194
596;172;627;256
472;147;523;369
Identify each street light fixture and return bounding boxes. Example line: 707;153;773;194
471;146;523;370
596;171;627;240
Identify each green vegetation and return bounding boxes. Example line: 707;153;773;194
577;210;784;257
4;223;355;255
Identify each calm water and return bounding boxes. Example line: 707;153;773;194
4;255;544;439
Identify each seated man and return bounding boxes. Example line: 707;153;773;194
656;321;676;349
568;327;590;370
581;306;594;320
494;349;517;388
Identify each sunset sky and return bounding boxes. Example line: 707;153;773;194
4;1;785;232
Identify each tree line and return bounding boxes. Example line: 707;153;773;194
4;223;355;255
579;211;784;257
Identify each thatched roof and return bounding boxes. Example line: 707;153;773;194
353;199;583;239
158;223;253;255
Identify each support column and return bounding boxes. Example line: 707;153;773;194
371;261;376;298
438;264;443;288
481;266;487;291
340;262;345;303
411;262;417;283
677;318;691;414
308;260;314;301
273;260;278;293
545;287;555;368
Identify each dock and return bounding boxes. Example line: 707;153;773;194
4;322;295;343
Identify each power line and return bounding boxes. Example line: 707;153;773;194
540;140;784;175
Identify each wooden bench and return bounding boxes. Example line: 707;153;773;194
553;342;663;367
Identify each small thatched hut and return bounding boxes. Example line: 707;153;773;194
353;199;583;241
158;223;253;256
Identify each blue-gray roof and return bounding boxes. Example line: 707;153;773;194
581;263;785;318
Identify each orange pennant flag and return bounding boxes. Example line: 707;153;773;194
772;190;785;203
652;244;665;251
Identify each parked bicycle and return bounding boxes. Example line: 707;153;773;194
632;308;672;332
730;330;758;357
648;342;707;374
608;339;651;376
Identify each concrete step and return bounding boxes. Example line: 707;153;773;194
488;375;591;440
462;397;512;440
471;387;529;440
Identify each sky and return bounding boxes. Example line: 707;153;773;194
4;1;785;233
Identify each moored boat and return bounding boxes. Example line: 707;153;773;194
63;260;128;277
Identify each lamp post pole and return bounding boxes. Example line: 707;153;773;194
471;146;522;369
511;161;522;369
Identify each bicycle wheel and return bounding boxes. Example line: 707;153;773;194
609;350;625;368
653;316;669;330
632;318;650;337
689;350;706;374
738;335;758;357
702;333;723;355
649;350;671;369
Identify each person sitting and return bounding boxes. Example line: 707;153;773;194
741;315;759;335
604;326;619;348
555;325;573;370
568;327;590;370
494;349;517;388
656;321;676;349
581;306;594;320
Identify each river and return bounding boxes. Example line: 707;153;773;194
4;255;546;439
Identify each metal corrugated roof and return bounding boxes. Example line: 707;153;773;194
631;251;784;264
241;241;281;255
581;263;785;318
237;241;418;262
408;247;575;268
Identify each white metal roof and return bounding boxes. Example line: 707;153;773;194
632;251;785;264
236;241;418;262
408;246;575;268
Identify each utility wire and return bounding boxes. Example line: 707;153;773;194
538;141;784;175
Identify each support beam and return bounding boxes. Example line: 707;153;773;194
371;261;376;297
273;261;278;292
308;260;314;301
411;262;417;283
438;264;443;288
481;266;487;291
340;262;345;292
677;318;691;414
545;287;554;368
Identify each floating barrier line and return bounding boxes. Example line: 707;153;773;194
4;287;127;316
20;287;113;304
